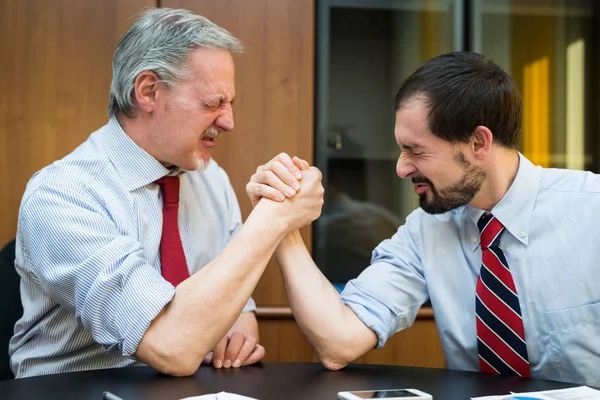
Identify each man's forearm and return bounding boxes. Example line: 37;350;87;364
276;230;377;369
136;202;285;375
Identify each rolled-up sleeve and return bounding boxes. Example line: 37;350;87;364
242;297;257;313
19;184;175;357
341;211;428;348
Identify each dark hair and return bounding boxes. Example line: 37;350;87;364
394;51;522;148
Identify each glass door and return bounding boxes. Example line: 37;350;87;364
315;0;464;288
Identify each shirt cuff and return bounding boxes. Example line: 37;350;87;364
341;280;398;349
242;297;257;313
115;268;176;357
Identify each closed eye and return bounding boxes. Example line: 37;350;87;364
400;146;423;157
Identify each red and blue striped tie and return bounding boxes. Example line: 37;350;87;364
476;212;530;376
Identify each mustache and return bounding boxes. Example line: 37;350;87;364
201;128;220;139
412;176;433;185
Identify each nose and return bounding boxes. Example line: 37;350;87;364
396;155;417;179
215;108;234;132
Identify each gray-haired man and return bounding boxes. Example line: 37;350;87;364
10;8;324;378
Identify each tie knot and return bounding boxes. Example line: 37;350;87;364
155;176;180;205
478;212;504;249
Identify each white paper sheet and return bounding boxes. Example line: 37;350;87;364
180;391;258;400
471;386;600;400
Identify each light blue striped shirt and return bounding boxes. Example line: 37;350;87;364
10;118;255;378
341;153;600;386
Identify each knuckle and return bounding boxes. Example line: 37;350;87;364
257;171;272;184
273;160;284;171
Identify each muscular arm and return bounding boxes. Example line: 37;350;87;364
276;230;377;370
245;154;377;369
136;167;323;375
135;201;284;375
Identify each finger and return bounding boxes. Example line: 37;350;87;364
308;166;323;180
246;181;286;202
275;153;303;181
212;336;229;369
292;156;310;172
223;332;246;368
203;351;214;365
255;169;298;198
266;161;301;193
242;344;266;366
231;335;258;368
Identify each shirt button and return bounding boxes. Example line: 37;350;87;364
472;237;479;243
519;231;525;238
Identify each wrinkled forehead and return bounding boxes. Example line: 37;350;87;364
187;48;236;95
394;99;431;144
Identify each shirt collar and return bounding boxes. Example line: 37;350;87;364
101;118;172;191
466;152;541;249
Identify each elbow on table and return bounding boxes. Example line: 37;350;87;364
154;360;201;377
321;356;349;371
136;340;203;377
150;355;201;377
318;348;354;371
318;340;367;371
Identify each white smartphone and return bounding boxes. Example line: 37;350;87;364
338;388;433;400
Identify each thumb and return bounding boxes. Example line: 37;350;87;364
203;351;214;365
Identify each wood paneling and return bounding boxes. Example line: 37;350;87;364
0;0;154;246
163;0;315;306
258;312;445;368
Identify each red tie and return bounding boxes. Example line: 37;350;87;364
476;212;530;377
155;176;190;286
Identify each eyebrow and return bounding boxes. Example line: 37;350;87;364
399;143;419;151
216;96;235;106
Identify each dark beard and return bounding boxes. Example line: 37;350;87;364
415;152;486;214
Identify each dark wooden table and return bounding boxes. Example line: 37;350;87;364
0;362;574;400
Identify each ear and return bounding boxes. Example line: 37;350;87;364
133;71;161;114
470;125;493;161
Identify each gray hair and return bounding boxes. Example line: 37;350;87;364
108;8;243;118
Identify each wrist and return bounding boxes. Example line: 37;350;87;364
275;230;305;259
279;230;303;248
249;199;290;235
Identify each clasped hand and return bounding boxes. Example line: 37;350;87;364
246;153;323;230
203;331;265;369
